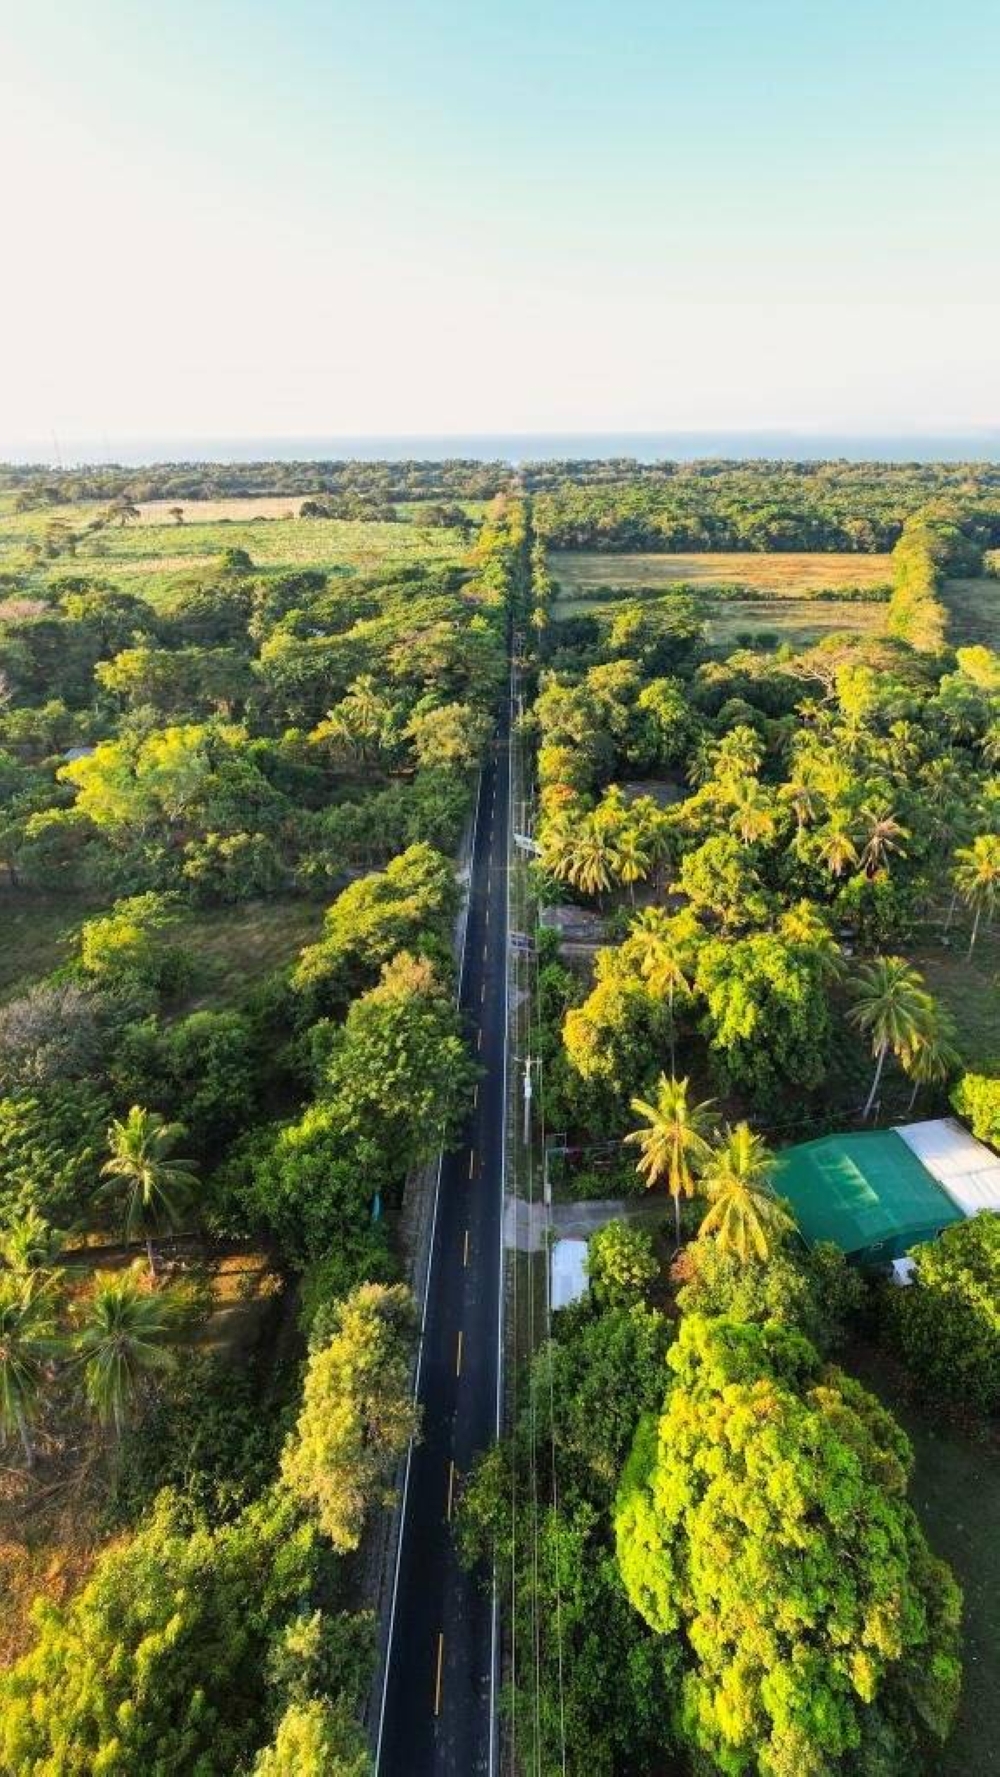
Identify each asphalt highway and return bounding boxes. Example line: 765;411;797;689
376;685;511;1775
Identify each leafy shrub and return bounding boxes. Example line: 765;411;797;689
887;1213;1000;1415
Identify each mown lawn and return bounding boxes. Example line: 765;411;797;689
913;923;1000;1073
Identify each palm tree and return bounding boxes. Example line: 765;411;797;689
729;780;778;847
570;820;620;901
74;1265;176;1438
814;814;859;879
626;908;700;1074
847;957;932;1120
0;1273;61;1467
858;805;909;878
901;1010;961;1114
698;1124;793;1262
626;1075;717;1246
614;827;651;901
953;835;1000;958
100;1107;198;1275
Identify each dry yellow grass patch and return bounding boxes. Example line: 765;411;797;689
136;495;310;523
551;549;892;598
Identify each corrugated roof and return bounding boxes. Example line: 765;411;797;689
896;1117;1000;1217
772;1130;963;1262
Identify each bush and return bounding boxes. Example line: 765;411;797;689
887;1213;1000;1415
586;1219;659;1307
675;1234;865;1354
951;1073;1000;1149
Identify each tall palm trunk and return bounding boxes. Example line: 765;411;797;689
863;1043;887;1120
967;906;982;959
146;1236;158;1278
908;1078;920;1113
942;889;959;934
672;1187;682;1250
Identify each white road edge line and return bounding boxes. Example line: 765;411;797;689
374;762;484;1774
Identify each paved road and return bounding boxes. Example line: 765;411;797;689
376;684;510;1775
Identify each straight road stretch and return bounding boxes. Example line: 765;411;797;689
376;675;511;1774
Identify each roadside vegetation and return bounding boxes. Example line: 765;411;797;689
0;470;528;1771
469;479;1000;1777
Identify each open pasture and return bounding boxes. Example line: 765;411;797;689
942;577;1000;647
550;548;892;606
136;495;309;523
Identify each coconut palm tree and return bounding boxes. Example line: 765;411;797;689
614;826;651;901
570;820;620;901
953;834;1000;958
0;1272;61;1467
626;1075;717;1245
74;1265;176;1438
100;1107;198;1275
814;814;859;879
847;957;933;1120
729;780;778;847
858;805;909;878
698;1123;794;1262
901;1010;961;1114
626;908;700;1074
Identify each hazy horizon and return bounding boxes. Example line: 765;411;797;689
5;428;1000;470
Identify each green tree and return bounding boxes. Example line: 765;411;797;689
953;834;1000;957
847;956;932;1119
253;1700;371;1777
100;1106;198;1274
900;1007;961;1113
0;1272;60;1467
74;1263;176;1437
698;1123;793;1262
626;1075;716;1246
951;1072;1000;1147
0;1491;319;1775
586;1219;658;1307
694;927;834;1106
887;1213;1000;1415
615;1316;962;1777
281;1282;418;1552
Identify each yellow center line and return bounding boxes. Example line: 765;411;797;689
447;1458;456;1522
463;1227;470;1267
485;904;490;926
455;1330;463;1376
434;1632;444;1716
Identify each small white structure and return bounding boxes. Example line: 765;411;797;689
895;1118;1000;1219
550;1237;588;1311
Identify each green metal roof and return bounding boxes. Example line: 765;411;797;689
772;1130;964;1264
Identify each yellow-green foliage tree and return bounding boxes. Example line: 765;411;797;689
615;1316;962;1777
281;1282;418;1552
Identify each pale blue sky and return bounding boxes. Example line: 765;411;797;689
1;0;998;445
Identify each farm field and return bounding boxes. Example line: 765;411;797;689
702;596;886;647
0;505;472;605
942;577;1000;646
549;548;893;600
136;495;310;523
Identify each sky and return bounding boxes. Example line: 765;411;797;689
1;0;998;451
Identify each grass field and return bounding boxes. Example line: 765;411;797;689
550;549;893;599
0;891;327;1010
914;923;1000;1073
942;578;1000;647
137;496;309;523
0;504;472;606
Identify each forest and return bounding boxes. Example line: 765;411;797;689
0;460;997;1776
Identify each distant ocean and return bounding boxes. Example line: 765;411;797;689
5;430;1000;467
